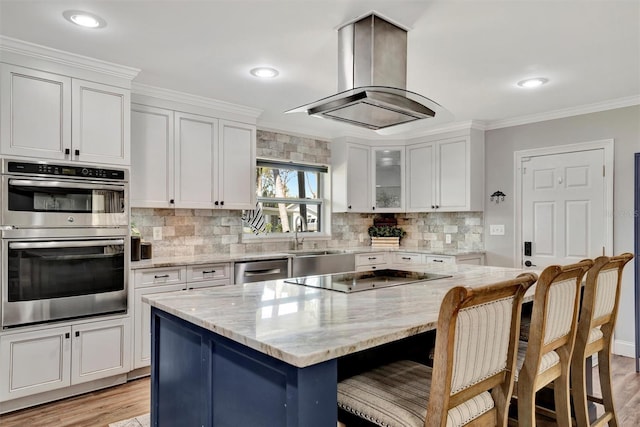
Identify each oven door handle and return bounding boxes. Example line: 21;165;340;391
8;179;125;192
9;239;125;249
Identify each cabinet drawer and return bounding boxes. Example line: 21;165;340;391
136;267;186;287
393;252;423;264
187;279;230;290
424;255;455;264
187;263;230;282
355;252;387;267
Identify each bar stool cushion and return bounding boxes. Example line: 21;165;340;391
338;360;495;427
514;342;560;381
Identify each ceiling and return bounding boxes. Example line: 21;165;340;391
1;0;639;140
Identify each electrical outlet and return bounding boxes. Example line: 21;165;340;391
445;234;452;244
153;227;163;240
489;224;505;236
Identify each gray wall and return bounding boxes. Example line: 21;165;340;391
484;105;640;355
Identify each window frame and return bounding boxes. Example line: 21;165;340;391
242;158;331;241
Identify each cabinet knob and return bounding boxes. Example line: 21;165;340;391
372;206;375;210
169;199;174;204
75;149;80;156
214;201;219;206
65;333;70;339
435;205;439;209
64;148;70;155
348;205;352;209
220;201;224;206
75;331;80;337
431;205;435;209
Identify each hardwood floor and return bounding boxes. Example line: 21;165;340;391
0;355;638;427
0;378;149;427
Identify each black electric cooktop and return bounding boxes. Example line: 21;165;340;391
284;269;452;293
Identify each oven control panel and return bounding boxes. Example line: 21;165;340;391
7;161;126;181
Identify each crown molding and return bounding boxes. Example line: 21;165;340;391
0;35;140;80
132;82;262;120
484;95;640;130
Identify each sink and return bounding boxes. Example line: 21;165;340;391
289;251;355;277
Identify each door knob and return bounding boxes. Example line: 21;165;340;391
524;260;536;267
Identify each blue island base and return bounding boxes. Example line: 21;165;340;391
151;308;338;427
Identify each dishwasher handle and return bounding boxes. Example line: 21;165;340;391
244;268;282;277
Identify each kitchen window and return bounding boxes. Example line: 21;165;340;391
243;159;329;237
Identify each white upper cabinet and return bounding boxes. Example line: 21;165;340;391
218;120;256;210
406;132;484;212
332;141;371;212
130;104;175;207
406;142;435;211
372;147;405;212
174;112;217;208
0;64;131;165
131;100;257;210
71;79;130;165
0;64;71;160
333;140;407;213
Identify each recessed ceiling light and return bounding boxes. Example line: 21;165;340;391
250;67;279;79
517;77;549;88
63;10;106;29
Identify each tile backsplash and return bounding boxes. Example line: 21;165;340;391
131;130;484;257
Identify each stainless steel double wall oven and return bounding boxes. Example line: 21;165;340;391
1;159;129;328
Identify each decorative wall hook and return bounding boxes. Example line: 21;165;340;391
490;190;506;204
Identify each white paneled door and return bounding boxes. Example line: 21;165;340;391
521;149;606;268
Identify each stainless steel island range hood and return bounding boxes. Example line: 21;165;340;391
287;12;446;131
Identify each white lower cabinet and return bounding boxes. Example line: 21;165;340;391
71;318;131;385
132;263;231;369
0;318;130;402
133;284;185;369
355;252;388;272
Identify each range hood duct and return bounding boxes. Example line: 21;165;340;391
287;13;443;131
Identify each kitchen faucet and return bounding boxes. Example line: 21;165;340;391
293;216;304;250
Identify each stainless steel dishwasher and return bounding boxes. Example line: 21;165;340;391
233;258;290;284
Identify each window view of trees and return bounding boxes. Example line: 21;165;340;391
248;164;322;234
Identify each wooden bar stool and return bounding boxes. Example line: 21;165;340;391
337;273;537;427
570;253;633;427
511;260;593;427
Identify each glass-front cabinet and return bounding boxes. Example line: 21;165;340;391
372;147;405;211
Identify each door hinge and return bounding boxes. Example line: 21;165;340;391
603;165;605;177
603;246;605;256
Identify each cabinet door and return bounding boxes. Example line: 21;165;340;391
134;284;185;369
130;104;175;207
436;138;469;211
0;326;71;401
373;147;405;212
71;318;131;384
406;142;435;212
72;79;130;165
346;144;371;212
217;120;256;209
0;64;71;160
174;112;217;208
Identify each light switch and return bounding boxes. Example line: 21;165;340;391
489;224;505;236
445;234;452;244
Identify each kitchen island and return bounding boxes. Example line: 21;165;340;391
144;264;535;427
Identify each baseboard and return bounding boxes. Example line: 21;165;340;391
613;338;635;358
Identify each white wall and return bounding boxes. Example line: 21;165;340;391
484;105;640;357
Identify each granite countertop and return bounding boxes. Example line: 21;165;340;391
130;248;486;269
143;264;535;368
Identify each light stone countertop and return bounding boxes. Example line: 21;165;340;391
130;248;485;269
143;264;536;368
